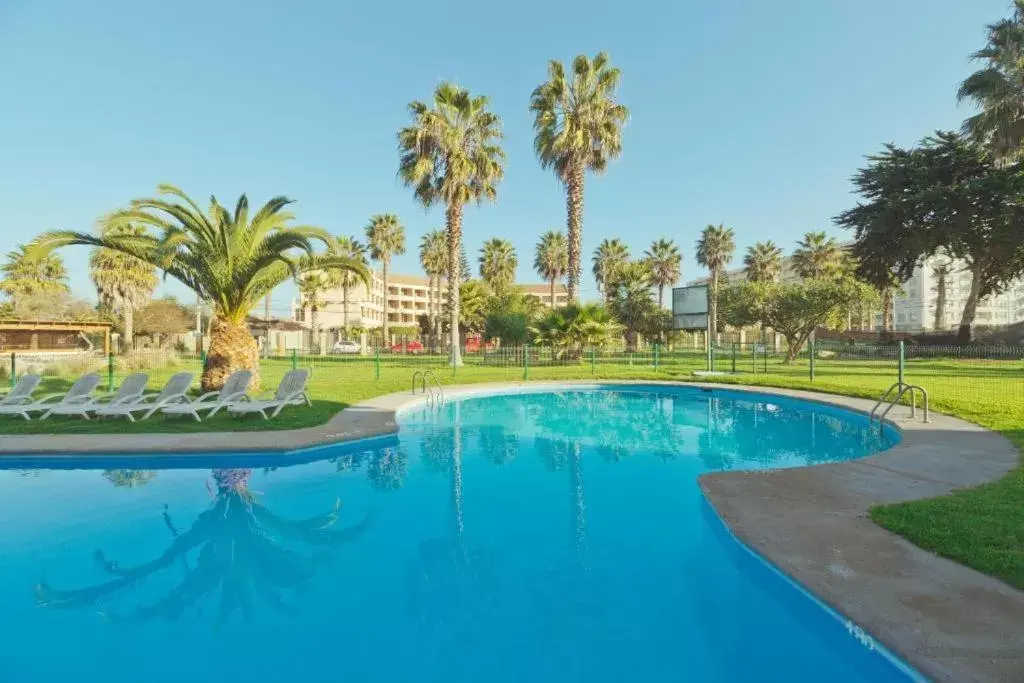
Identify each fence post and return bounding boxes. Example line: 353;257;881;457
107;352;115;392
751;345;756;374
709;344;715;372
898;340;905;385
9;353;15;388
654;343;660;371
731;343;737;374
374;346;381;381
590;347;596;376
290;348;298;371
809;339;815;382
523;343;530;381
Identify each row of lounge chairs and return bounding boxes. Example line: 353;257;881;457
0;369;311;422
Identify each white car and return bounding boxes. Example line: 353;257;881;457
331;339;361;355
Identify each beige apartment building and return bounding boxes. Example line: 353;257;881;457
294;271;568;330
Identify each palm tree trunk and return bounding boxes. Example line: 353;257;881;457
310;303;320;354
934;269;948;331
708;268;719;339
549;277;556;309
957;263;983;344
565;162;584;303
427;274;434;349
203;317;260;392
447;205;463;366
342;282;350;334
658;283;665;309
382;260;390;346
122;306;134;354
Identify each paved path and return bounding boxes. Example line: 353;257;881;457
1;381;1021;681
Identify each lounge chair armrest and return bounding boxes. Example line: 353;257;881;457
64;395;97;405
33;393;68;404
192;391;221;403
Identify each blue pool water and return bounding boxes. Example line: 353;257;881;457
0;385;919;682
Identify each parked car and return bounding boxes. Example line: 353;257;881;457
390;340;424;354
331;339;361;355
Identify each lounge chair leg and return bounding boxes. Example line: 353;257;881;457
192;412;201;422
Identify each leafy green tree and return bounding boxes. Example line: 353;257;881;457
743;241;784;283
835;131;1024;342
334;236;368;334
134;297;193;346
695;224;735;338
592;238;630;304
419;229;447;340
958;0;1024;160
478;238;517;291
89;223;157;352
533;230;568;306
531;52;628;301
484;287;543;345
30;184;369;390
608;261;659;350
720;278;876;362
398;83;505;365
444;279;489;337
643;238;682;308
365;213;406;342
1;245;69;299
792;231;842;279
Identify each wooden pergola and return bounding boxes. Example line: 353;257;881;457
0;320;113;355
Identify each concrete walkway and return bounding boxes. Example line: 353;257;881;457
1;381;1021;681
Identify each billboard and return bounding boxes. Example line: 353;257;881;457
672;285;708;330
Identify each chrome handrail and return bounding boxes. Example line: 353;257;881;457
422;370;444;404
871;382;930;432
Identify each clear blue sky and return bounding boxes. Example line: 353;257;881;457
0;0;1006;314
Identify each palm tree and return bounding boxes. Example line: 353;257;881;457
531;52;629;302
0;245;69;298
30;184;369;391
643;238;682;308
743;241;784;283
419;229;448;342
695;224;735;338
89;223;157;353
296;268;339;353
398;82;505;366
534;230;568;307
958;1;1024;160
478;238;517;291
365;213;406;344
334;236;368;335
592;238;630;304
792;231;842;279
608;261;658;351
530;303;622;359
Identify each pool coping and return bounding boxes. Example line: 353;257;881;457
0;380;1022;681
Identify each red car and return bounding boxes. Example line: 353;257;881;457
390;340;424;354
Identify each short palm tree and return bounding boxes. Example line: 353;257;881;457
398;82;505;366
608;261;658;351
89;223;157;352
531;52;628;302
695;224;735;338
479;238;517;291
592;238;630;304
743;241;784;283
792;231;842;279
0;245;68;298
534;230;568;307
365;213;406;343
419;229;448;341
29;184;369;391
643;238;681;308
958;0;1024;160
334;236;368;334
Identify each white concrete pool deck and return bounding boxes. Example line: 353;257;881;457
0;380;1021;682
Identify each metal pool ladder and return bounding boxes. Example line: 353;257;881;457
870;382;929;431
411;370;444;405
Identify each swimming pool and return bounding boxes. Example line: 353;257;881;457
0;385;920;682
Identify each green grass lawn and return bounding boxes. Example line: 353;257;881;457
1;351;1022;589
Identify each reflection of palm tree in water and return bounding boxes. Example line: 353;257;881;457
36;468;370;625
102;470;157;488
537;436;588;560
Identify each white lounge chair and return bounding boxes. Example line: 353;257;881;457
0;374;102;421
40;372;150;420
161;369;253;421
228;369;311;419
0;374;42;409
93;372;194;422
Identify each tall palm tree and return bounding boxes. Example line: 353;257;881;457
365;213;406;344
296;267;340;353
398;82;505;366
592;238;630;305
531;52;629;302
958;0;1024;160
89;223;157;352
743;241;784;283
643;238;682;308
419;229;448;341
334;236;367;335
695;224;735;338
29;184;369;391
792;231;842;279
0;245;68;298
534;230;568;307
478;238;517;291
